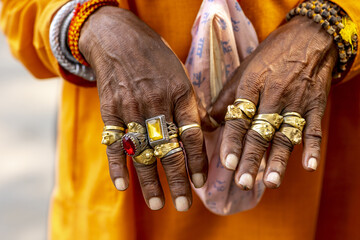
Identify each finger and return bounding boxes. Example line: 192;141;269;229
173;84;208;189
140;88;194;211
302;108;323;172
302;46;336;172
133;161;165;210
235;129;269;190
100;103;129;191
118;95;166;209
235;93;283;189
263;131;293;188
160;145;192;212
219;72;260;171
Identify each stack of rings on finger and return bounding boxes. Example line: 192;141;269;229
225;98;257;122
145;115;182;159
121;122;156;165
101;125;126;146
279;112;306;145
251;114;284;141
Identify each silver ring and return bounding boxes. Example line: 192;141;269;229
163;147;183;158
146;115;178;148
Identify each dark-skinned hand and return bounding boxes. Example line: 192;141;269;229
207;16;338;190
78;6;208;211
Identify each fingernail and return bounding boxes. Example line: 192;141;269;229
149;197;163;210
114;178;126;191
238;173;253;190
308;157;318;170
266;172;281;187
192;173;205;188
175;196;189;212
225;154;239;170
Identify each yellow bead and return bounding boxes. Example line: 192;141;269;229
147;119;163;141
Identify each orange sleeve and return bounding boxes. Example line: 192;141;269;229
330;0;360;83
0;0;70;79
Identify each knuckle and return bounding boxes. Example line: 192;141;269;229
305;136;322;149
247;130;269;149
226;119;250;137
269;154;288;169
241;153;261;174
172;83;193;104
273;132;294;151
134;164;158;183
161;152;185;169
305;126;322;140
181;129;204;155
242;154;260;175
106;142;124;156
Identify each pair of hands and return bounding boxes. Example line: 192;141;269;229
78;6;337;211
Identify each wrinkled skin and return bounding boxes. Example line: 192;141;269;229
79;7;209;211
208;16;337;189
79;5;338;210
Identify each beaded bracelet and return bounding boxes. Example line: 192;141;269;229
286;0;358;79
68;0;119;66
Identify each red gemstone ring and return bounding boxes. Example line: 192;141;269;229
121;132;148;157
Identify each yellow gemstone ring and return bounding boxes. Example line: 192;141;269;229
145;115;178;148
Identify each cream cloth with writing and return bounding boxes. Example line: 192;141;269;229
185;0;265;215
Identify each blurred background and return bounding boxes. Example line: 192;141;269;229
0;32;59;239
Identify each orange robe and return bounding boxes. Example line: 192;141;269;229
1;0;360;239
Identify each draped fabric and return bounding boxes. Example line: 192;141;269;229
1;0;360;239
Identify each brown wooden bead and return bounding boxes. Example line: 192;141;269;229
307;10;314;18
321;10;330;18
321;20;330;29
314;14;322;22
330;8;337;15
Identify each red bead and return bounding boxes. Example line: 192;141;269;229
122;135;136;156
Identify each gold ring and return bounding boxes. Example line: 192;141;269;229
225;98;256;121
103;125;126;132
233;98;257;118
153;142;180;158
253;113;283;129
283;112;302;118
250;120;276;141
133;148;156;165
101;131;125;146
283;115;306;131
127;122;146;134
178;123;201;136
279;127;302;145
101;125;125;146
146;115;178;148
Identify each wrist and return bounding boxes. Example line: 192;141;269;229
79;6;130;67
286;0;358;79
